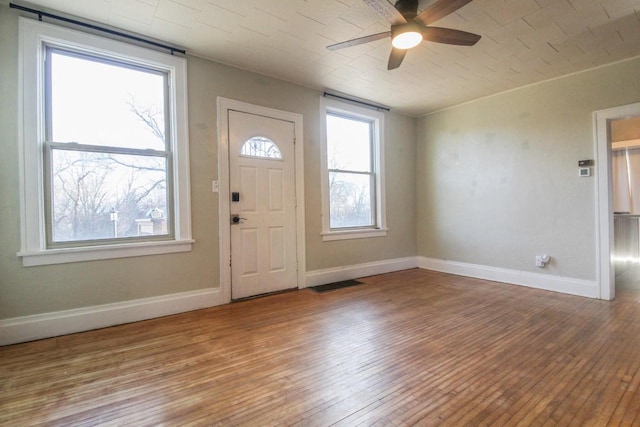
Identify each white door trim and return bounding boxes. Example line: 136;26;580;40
594;101;640;300
217;98;306;303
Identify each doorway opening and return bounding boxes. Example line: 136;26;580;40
610;116;640;292
594;102;640;300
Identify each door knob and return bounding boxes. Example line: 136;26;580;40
231;214;247;224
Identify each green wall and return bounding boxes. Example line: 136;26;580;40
417;57;640;280
0;4;417;319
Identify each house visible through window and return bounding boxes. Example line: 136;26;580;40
19;18;192;266
321;98;387;241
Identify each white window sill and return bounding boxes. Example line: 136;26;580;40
321;228;388;241
18;239;194;267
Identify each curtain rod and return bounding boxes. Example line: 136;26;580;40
9;2;186;55
323;92;390;112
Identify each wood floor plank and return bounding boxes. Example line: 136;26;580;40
2;268;640;426
377;301;591;425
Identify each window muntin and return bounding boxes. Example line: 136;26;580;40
240;136;282;159
326;113;376;229
44;47;172;247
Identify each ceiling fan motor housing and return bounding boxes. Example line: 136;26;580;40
394;0;419;19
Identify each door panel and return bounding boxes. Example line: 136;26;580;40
269;226;285;271
229;110;297;299
239;228;258;276
268;169;284;211
240;166;258;212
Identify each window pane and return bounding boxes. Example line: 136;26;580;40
326;114;371;172
329;172;373;228
49;49;166;150
240;136;282;159
51;149;169;243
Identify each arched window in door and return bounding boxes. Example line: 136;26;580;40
240;136;282;159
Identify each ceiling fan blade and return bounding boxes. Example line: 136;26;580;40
387;48;407;70
363;0;407;25
416;0;473;26
422;27;481;46
327;32;390;50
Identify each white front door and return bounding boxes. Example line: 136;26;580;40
228;110;297;299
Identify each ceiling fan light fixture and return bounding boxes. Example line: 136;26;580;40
392;31;422;49
391;23;423;49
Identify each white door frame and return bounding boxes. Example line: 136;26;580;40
594;101;640;300
217;98;305;303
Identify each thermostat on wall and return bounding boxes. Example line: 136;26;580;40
579;167;591;177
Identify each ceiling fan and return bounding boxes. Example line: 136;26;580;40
327;0;481;70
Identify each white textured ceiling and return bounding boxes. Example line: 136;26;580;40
13;0;640;116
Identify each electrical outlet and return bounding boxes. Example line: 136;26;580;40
212;180;219;193
535;255;550;268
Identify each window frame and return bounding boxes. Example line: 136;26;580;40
320;97;387;241
17;18;193;266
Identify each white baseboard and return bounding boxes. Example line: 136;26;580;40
418;257;599;298
0;287;222;346
2;257;598;346
305;256;419;287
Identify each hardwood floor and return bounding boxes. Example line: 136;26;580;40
2;268;640;426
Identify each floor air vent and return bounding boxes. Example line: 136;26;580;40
310;279;364;293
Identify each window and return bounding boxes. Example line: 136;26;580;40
18;18;192;266
320;98;387;241
240;136;282;159
47;49;171;244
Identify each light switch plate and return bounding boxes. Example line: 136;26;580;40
579;167;591;177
